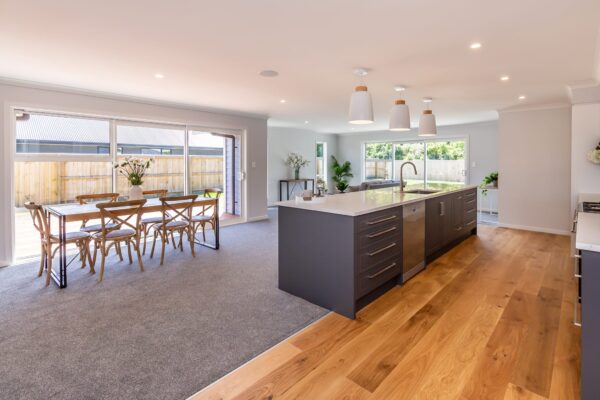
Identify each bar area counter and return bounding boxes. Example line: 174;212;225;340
276;184;478;319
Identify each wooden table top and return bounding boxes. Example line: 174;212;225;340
45;197;217;222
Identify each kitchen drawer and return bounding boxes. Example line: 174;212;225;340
356;207;402;233
357;222;402;248
358;234;402;272
357;257;402;298
464;212;477;229
463;197;476;212
463;189;477;199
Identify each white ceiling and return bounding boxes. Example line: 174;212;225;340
1;0;599;133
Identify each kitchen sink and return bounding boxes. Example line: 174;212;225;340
402;189;440;194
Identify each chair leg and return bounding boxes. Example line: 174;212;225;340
126;240;133;264
150;231;158;258
171;231;177;250
202;222;207;242
86;240;94;272
135;238;144;272
115;241;124;261
142;225;149;255
189;227;195;257
98;244;107;282
79;241;88;269
160;234;166;266
38;243;46;277
45;244;53;287
178;230;184;251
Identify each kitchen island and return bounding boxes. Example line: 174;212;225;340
276;184;478;319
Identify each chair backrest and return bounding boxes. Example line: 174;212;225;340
203;188;223;199
142;189;168;199
23;202;50;239
76;193;120;205
158;194;198;226
96;199;147;236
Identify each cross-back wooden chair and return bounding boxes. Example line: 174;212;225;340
91;199;147;282
140;189;169;255
192;188;223;242
150;194;198;265
76;192;123;259
24;202;91;286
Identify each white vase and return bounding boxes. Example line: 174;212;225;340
129;185;143;200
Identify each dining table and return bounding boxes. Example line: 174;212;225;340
44;197;220;288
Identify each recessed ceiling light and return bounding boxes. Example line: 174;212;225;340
260;70;279;77
470;42;482;49
154;73;164;79
422;97;433;103
280;99;287;104
500;75;510;81
518;95;526;100
304;120;309;124
394;85;406;92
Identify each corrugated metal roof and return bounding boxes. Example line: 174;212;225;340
16;114;224;148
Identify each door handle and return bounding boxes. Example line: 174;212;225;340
440;202;445;216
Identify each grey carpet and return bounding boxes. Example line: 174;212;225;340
0;209;327;400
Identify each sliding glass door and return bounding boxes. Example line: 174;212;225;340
425;140;466;187
13;110;244;260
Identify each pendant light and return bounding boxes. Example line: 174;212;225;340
348;68;374;124
418;97;437;137
389;86;410;131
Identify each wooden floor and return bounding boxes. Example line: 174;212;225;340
191;225;580;400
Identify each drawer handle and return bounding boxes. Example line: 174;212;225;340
368;242;397;257
466;219;476;226
368;262;397;279
465;199;476;205
367;226;397;238
367;215;397;225
465;208;476;213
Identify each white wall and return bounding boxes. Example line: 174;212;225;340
0;81;269;266
570;84;600;210
335;121;499;209
267;127;338;205
498;105;572;235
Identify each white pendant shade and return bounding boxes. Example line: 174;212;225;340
389;100;410;131
418;110;437;136
349;86;374;124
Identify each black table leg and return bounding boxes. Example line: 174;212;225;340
50;215;67;288
195;201;220;250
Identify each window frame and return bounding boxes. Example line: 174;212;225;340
361;136;469;185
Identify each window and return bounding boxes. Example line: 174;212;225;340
394;142;425;189
116;124;185;196
426;140;466;186
316;142;327;183
13;109;244;260
365;143;392;180
363;138;467;187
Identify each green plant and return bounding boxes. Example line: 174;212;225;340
331;156;353;193
114;156;154;186
480;171;498;196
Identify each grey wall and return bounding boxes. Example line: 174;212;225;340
0;81;269;266
267;127;338;205
335;121;499;208
498;105;572;234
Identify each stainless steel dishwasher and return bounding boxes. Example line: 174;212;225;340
402;201;426;282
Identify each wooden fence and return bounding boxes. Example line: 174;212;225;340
365;159;465;182
14;155;223;205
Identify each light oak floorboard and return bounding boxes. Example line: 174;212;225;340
190;226;580;400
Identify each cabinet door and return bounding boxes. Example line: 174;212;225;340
448;193;465;242
426;196;448;256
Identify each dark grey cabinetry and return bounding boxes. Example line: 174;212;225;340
582;250;600;400
426;188;477;261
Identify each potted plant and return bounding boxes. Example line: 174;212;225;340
480;171;498;196
285;153;310;180
115;156;154;200
331;156;353;193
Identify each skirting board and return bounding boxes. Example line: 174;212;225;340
497;222;570;236
247;215;269;222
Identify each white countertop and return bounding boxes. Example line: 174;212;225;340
576;212;600;252
276;184;478;216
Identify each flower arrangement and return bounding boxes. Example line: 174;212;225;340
114;156;154;186
587;142;600;164
285;153;310;179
